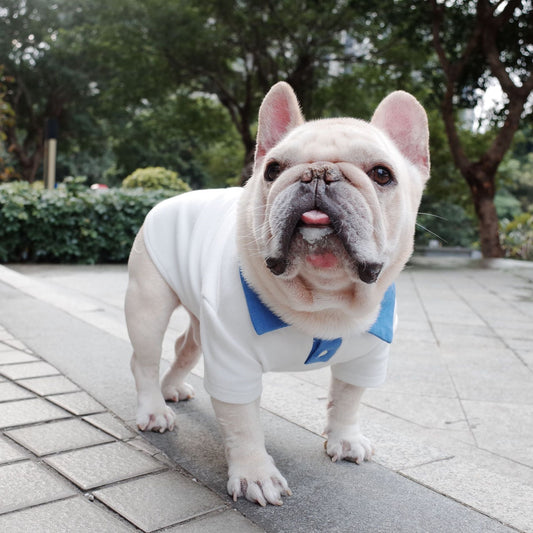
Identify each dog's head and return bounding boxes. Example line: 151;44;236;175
238;82;429;338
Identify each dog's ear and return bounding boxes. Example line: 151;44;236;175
371;91;430;181
255;82;304;163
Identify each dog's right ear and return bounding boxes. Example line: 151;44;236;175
255;82;304;163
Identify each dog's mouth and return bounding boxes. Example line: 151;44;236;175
265;182;383;284
297;210;338;268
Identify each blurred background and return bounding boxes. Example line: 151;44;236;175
0;0;531;261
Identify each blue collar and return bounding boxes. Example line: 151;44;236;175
239;271;395;364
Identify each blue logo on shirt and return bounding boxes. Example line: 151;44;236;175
239;271;395;364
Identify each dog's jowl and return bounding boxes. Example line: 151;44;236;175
125;82;430;506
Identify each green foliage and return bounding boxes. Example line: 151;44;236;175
1;0;531;257
501;212;533;261
122;167;190;193
0;0;108;181
109;94;238;188
416;200;478;249
0;65;16;181
498;148;533;214
0;180;177;263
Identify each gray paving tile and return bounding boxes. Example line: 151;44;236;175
17;375;80;396
0;461;76;514
462;400;533;468
0;339;29;351
401;458;533;533
5;418;115;457
128;436;163;456
83;412;137;440
0;496;135;532
0;398;70;429
94;470;225;532
0;436;27;464
45;441;166;490
0;350;38;365
0;343;16;352
0;381;34;402
47;391;105;415
0;361;59;380
167;509;265;532
364;389;468;431
127;437;175;467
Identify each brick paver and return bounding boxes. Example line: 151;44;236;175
0;329;238;532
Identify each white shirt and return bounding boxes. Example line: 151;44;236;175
143;188;394;404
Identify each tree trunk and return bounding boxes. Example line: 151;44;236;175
430;0;532;259
241;144;256;185
466;166;504;258
6;124;43;183
472;190;504;258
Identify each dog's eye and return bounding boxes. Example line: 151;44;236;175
368;166;395;187
265;162;282;182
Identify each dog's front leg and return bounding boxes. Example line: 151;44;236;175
324;377;373;463
211;397;291;506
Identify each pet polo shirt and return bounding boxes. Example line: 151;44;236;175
143;187;396;405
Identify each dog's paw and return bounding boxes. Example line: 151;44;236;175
136;397;176;433
227;454;292;506
161;381;195;403
324;426;373;464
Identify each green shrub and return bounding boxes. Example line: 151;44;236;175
122;166;190;192
0;180;178;263
501;212;533;261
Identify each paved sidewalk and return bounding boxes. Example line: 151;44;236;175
0;257;532;532
0;326;261;532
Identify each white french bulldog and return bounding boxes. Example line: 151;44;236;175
125;82;430;506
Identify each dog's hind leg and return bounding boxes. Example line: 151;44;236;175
161;313;201;402
126;227;178;433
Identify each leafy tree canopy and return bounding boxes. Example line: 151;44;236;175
0;0;531;256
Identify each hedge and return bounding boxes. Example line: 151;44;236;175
0;179;178;263
122;166;190;192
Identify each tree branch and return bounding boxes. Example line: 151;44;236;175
430;0;473;175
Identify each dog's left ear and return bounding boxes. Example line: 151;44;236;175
371;91;430;181
255;82;305;163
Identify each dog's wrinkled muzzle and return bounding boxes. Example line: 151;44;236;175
265;172;383;284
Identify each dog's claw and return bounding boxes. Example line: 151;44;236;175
324;430;373;464
162;382;195;403
227;464;291;507
136;402;176;433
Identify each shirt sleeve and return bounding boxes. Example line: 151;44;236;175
330;338;390;388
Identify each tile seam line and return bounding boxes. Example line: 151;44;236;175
410;270;481;448
0;340;34;353
407;270;440;346
0;494;80;519
460;271;532;371
362;402;457;431
396;470;525;533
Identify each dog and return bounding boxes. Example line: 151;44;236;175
125;82;430;506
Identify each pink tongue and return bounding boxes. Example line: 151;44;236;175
301;210;330;225
306;252;338;268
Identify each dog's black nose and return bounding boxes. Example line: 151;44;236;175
358;262;383;284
